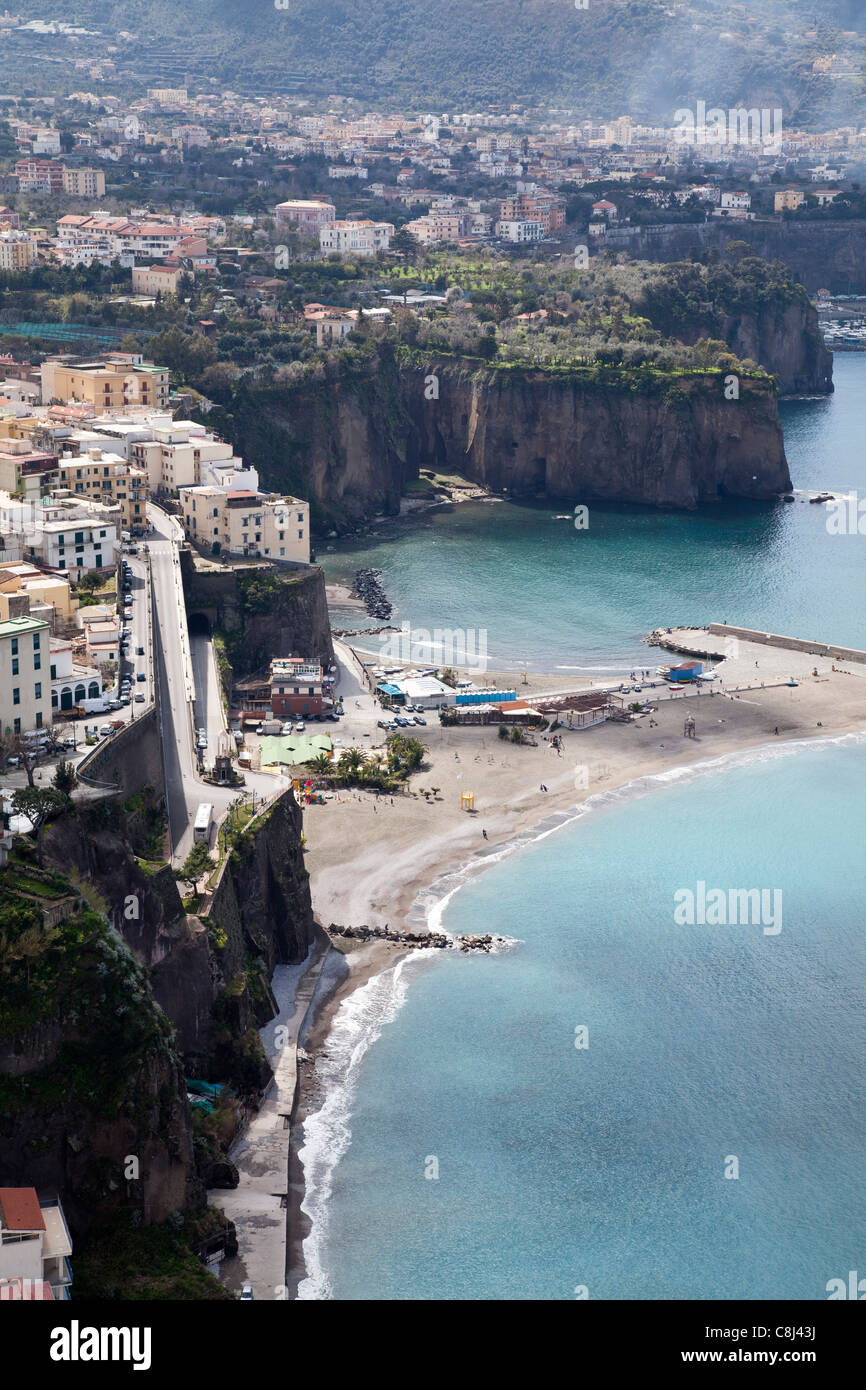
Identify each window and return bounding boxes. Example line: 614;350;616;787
11;658;18;676
13;717;20;734
12;687;20;705
50;664;56;679
59;560;65;570
34;653;41;671
10;638;17;656
34;682;41;699
298;530;304;540
35;711;43;729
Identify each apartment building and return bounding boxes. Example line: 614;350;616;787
270;657;324;717
124;416;245;493
0;1190;73;1301
131;263;182;296
147;87;189;105
14;158;63;193
275;199;336;231
179;486;310;563
14;496;119;576
403;213;467;246
499;192;566;233
0;562;74;626
0;229;38;271
318;219;394;255
55;216;192;261
41;357;170;412
55;447;147;532
0;614;52;734
0;440;59;499
61;166;106;198
495;219;544;242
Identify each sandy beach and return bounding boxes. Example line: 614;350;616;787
279;630;865;1295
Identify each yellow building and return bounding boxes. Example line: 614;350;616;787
55;447;147;533
61;167;106;198
131;263;182;296
0;562;75;625
40;357;170;412
774;189;805;212
0;416;42;442
0;230;38;271
179;485;310;563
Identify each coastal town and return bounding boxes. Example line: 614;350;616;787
0;0;864;1341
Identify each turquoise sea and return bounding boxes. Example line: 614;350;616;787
298;355;866;1301
320;354;866;671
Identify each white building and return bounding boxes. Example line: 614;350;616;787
50;634;103;712
495;219;543;242
0;1191;73;1302
319;219;394;256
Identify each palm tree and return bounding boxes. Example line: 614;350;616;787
338;748;367;780
310;753;332;775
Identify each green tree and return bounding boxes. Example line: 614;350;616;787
52;760;77;794
174;840;213;894
11;786;69;864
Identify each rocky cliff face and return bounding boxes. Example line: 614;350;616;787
606;218;866;300
0;787;316;1235
47;791;315;1077
402;362;791;507
719;301;832;396
236;352;790;527
180;551;334;682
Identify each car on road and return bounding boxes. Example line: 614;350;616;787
240;1284;253;1301
137;646;144;656
99;724;113;737
119;696;131;706
108;699;122;711
137;672;146;682
134;693;145;702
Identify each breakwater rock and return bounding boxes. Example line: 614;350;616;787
328;923;502;953
354;568;392;620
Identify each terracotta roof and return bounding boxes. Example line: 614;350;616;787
0;1187;45;1232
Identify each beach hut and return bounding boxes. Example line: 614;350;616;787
667;660;702;683
460;790;475;811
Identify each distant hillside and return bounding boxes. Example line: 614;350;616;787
12;0;866;126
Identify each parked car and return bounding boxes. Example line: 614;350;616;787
99;724;113;737
295;721;305;732
395;716;409;727
119;696;131;706
282;722;294;735
108;699;122;711
414;715;427;725
134;693;145;703
240;1284;253;1301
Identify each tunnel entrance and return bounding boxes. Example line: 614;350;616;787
188;611;213;637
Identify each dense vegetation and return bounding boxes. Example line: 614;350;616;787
9;0;866;125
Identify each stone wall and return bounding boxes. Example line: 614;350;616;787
707;623;866;664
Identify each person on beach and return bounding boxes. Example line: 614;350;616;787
482;829;488;839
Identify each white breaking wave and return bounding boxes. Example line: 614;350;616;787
296;950;428;1300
